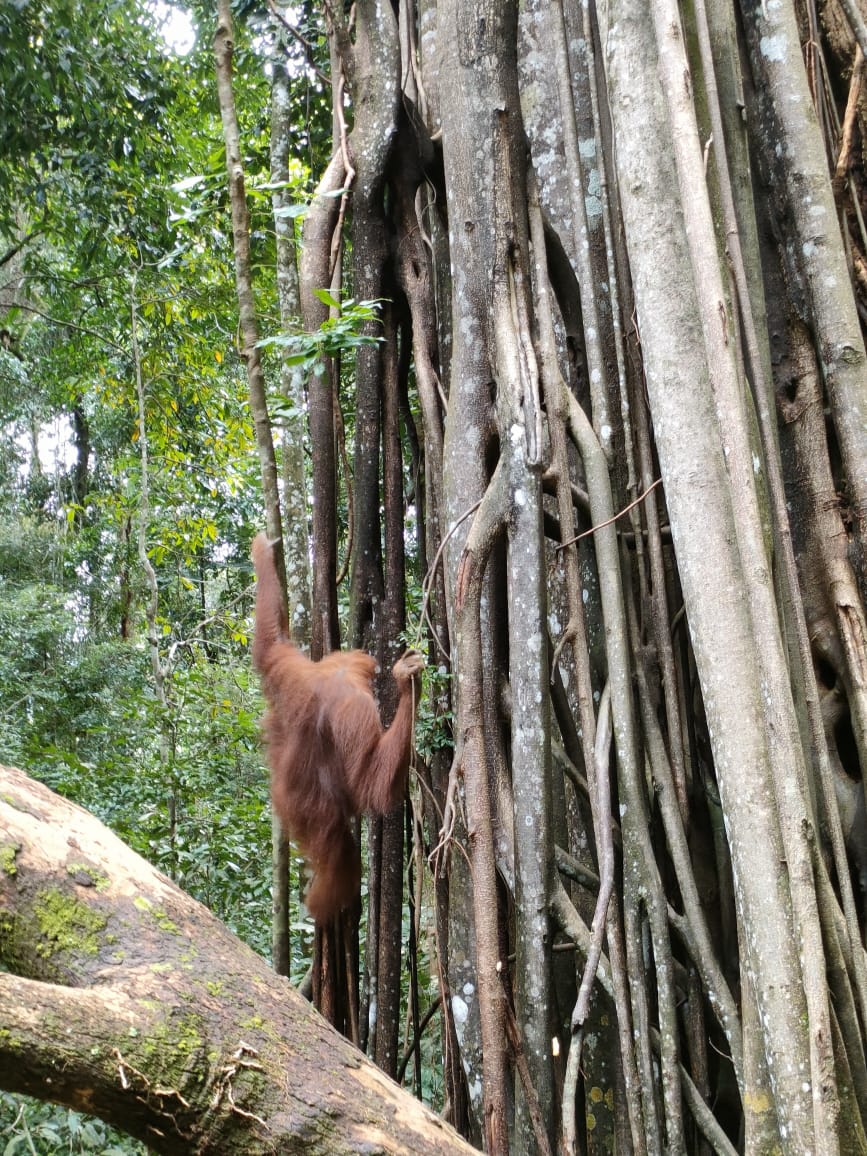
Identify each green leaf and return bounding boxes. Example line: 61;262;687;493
172;174;206;192
312;287;341;309
273;203;307;219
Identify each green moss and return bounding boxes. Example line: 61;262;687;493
0;842;20;877
0;1027;22;1051
205;981;224;997
153;909;180;933
235;1062;267;1104
0;908;22;972
33;889;106;959
175;1016;205;1057
66;862;109;890
239;1014;266;1031
133;896;180;934
140;1013;206;1065
139;1023;164;1057
133;895;180;934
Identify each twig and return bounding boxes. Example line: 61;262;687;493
210;1043;269;1130
573;683;614;1026
396;995;442;1082
0;224;44;268
329;68;355;284
429;739;472;874
833;47;864;191
267;0;332;86
650;1029;738;1156
414;497;483;655
411;757;444;828
557;478;662;551
113;1048;192;1109
0;1100;35;1156
10;301;125;353
165;585;253;667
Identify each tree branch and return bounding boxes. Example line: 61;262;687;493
0;763;475;1156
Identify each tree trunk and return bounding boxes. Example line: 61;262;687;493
0;764;476;1156
268;5;314;980
232;0;867;1149
215;0;294;983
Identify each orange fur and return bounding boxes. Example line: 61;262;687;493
251;534;422;923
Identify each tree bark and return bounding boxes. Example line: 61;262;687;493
740;0;867;586
214;0;284;557
299;148;345;662
0;764;476;1156
268;9;314;978
597;0;834;1146
215;0;294;985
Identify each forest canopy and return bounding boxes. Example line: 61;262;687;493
1;0;867;1154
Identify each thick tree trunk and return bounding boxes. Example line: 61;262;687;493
0;765;475;1156
597;0;836;1147
232;0;867;1150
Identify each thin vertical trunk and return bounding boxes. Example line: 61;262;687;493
268;9;313;979
131;277;175;879
339;0;403;1067
374;303;408;1077
214;2;284;556
215;0;291;986
299;150;344;661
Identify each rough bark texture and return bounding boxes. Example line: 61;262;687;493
597;2;821;1143
741;0;867;582
253;0;867;1148
66;0;867;1152
299;149;344;661
0;765;476;1156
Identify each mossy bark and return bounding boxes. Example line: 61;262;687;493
0;764;474;1156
